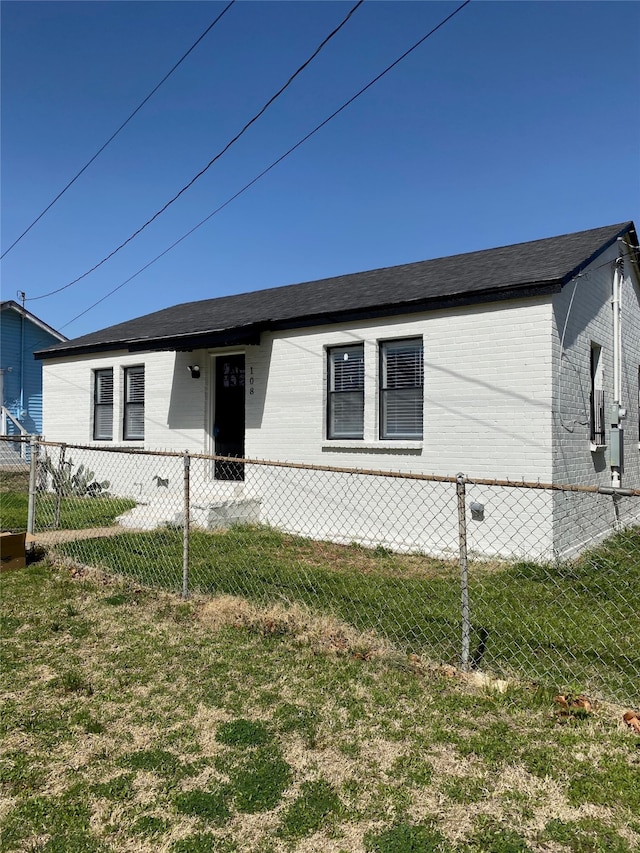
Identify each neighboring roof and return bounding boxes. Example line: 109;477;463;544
1;300;67;343
36;221;637;359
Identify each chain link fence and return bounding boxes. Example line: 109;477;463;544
2;435;639;705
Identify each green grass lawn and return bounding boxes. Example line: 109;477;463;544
1;561;638;852
0;471;135;532
55;524;640;705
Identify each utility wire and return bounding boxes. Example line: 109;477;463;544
1;2;235;261
28;1;364;303
60;0;471;331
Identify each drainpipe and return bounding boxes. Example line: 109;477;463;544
610;258;624;488
0;368;5;435
18;292;26;423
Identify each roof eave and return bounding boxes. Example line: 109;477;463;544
35;280;562;360
271;280;563;332
35;325;263;360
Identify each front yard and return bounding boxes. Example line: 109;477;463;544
3;465;639;704
1;560;638;852
55;524;640;704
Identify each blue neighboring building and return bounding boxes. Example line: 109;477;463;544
1;300;66;440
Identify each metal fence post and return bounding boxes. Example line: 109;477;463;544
54;443;67;530
182;450;190;599
27;436;39;535
456;473;470;671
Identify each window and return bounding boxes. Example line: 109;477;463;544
589;344;605;446
123;366;145;440
380;338;423;440
93;369;113;440
327;345;364;439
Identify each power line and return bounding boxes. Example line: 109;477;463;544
27;1;364;304
60;0;472;331
1;2;235;261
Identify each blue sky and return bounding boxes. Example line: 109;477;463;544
1;0;639;340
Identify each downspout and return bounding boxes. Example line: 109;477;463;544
0;368;5;436
18;292;26;422
610;257;624;488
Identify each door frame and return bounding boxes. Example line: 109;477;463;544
208;351;246;478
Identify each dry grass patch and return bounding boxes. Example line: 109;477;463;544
198;594;393;659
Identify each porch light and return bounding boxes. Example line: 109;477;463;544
188;365;200;379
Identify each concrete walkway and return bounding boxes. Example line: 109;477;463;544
33;526;141;547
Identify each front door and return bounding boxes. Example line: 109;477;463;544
214;354;245;481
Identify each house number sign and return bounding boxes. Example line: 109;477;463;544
249;366;255;394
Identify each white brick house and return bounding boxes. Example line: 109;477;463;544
38;222;640;557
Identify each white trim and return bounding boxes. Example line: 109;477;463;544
0;300;67;342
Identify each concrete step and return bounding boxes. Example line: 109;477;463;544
116;494;261;531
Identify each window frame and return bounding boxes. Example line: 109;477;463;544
123;365;145;441
379;337;424;441
93;368;114;441
589;343;605;448
326;344;365;440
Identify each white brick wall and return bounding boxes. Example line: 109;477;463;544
246;298;554;482
242;299;555;557
42;349;208;451
41;296;557;555
42;349;211;500
44;273;640;558
43;297;555;482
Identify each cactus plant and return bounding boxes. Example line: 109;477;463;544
42;455;110;497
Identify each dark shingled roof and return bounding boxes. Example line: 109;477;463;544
37;221;636;359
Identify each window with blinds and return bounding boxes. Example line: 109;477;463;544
379;339;423;439
327;344;364;439
93;369;114;441
124;366;145;441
